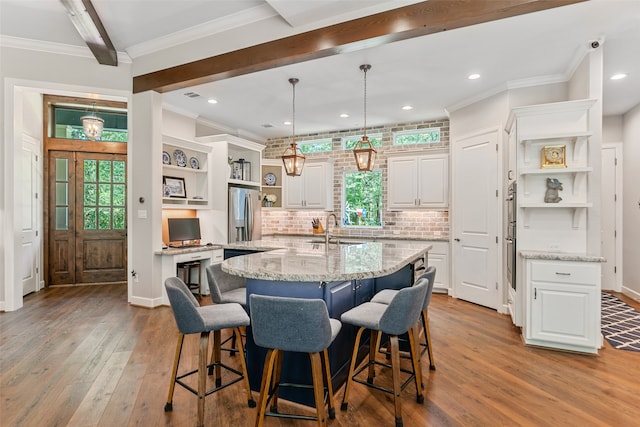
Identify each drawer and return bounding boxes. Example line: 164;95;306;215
175;251;212;263
529;260;599;286
212;250;223;263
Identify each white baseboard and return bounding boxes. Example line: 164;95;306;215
128;295;167;308
621;285;640;303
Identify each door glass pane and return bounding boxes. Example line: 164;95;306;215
56;207;69;230
84;183;97;206
55;158;68;180
113;184;125;206
84;160;97;182
113;208;125;229
55;183;68;205
98;160;112;182
98;208;111;230
113;161;125;183
84;208;97;230
98;184;111;206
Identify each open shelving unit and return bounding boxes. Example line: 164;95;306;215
162;135;212;209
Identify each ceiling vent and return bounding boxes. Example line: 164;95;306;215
261;123;274;128
183;92;201;98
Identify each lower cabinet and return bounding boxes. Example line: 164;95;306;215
523;259;601;354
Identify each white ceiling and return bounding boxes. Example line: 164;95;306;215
1;0;639;140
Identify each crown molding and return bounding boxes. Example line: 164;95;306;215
0;35;131;63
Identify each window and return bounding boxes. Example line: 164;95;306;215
52;106;128;142
298;138;332;153
343;170;382;227
393;128;440;145
342;133;383;150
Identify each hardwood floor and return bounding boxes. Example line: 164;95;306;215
1;284;639;426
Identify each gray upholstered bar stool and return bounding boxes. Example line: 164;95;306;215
250;294;342;427
206;263;248;357
371;266;437;370
164;277;255;427
340;281;428;427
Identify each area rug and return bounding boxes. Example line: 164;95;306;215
601;292;640;352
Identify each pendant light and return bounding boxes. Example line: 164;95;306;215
281;78;305;177
81;102;104;141
353;64;377;172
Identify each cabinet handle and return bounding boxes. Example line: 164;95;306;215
454;238;460;242
555;272;571;276
534;288;537;299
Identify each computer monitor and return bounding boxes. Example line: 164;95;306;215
168;217;201;246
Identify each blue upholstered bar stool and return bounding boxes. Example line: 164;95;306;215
250;294;342;427
164;277;255;427
371;266;437;370
340;281;428;427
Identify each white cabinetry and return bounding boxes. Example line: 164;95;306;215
425;240;449;293
284;160;333;210
387;152;448;209
162;135;212;209
523;258;601;354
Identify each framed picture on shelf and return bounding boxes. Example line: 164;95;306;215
163;176;186;198
541;145;567;169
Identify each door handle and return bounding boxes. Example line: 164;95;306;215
454;238;460;242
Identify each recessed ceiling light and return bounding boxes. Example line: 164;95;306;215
283;120;292;125
610;73;627;80
468;73;481;80
402;105;413;110
207;98;218;104
340;113;349;118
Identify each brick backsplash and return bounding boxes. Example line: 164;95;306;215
262;118;450;239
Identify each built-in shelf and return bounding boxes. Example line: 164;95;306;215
162;135;212;210
519;131;592;166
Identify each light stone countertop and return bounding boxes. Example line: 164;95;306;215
520;250;605;263
222;237;432;282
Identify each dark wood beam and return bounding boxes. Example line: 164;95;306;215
133;0;585;94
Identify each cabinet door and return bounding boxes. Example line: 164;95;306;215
426;244;449;292
303;162;327;209
417;154;448;208
388;157;418;209
284;173;304;208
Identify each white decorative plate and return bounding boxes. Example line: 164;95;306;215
162;151;171;165
190;157;199;169
264;172;277;186
173;149;187;167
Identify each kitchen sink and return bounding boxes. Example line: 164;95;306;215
306;238;366;245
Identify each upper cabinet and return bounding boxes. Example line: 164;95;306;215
284;160;334;210
387;152;449;210
195;134;264;185
162;135;213;209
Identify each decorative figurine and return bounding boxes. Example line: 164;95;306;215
544;177;563;203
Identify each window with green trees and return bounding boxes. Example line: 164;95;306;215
52;106;128;142
298;138;333;153
342;133;383;149
394;128;440;145
343;170;382;227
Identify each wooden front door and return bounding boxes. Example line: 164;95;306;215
48;151;127;285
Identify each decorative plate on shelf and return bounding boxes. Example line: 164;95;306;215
264;172;277;186
173;149;187;167
162;151;171;165
189;157;199;169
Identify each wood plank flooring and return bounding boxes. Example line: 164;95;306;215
1;284;639;426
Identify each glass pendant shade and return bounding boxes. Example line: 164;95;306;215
282;142;305;176
353;135;377;171
81;103;104;141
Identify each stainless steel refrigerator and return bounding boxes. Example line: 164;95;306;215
228;185;262;243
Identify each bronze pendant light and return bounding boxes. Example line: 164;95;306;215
281;78;305;177
353;64;377;172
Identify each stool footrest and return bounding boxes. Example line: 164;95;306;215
352;359;416;394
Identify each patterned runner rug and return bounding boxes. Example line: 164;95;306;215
601;292;640;352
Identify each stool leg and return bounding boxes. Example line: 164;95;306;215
213;330;222;387
422;310;436;370
234;327;256;407
197;331;209;427
341;326;366;411
310;352;327;427
165;333;184;411
407;326;424;404
322;348;336;419
255;348;278;427
389;335;403;427
270;349;284;413
367;329;379;384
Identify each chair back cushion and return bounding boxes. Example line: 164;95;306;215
206;264;246;304
379;280;428;335
250;294;337;353
416;266;437;310
165;277;205;334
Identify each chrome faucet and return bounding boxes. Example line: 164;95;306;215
325;213;338;245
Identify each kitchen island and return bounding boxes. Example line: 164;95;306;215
221;238;432;407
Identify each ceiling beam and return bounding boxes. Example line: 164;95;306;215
60;0;118;66
133;0;585;94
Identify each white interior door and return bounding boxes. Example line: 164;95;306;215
20;134;41;295
601;144;622;291
452;129;500;309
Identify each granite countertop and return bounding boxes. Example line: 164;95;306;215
223;238;432;282
156;244;224;255
520;250;605;263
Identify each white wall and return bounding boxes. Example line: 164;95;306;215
622;103;640;299
603;115;623;142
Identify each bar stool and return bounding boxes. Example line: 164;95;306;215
340;281;428;427
249;294;342;427
177;260;202;299
371;266;437;370
164;277;255;427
